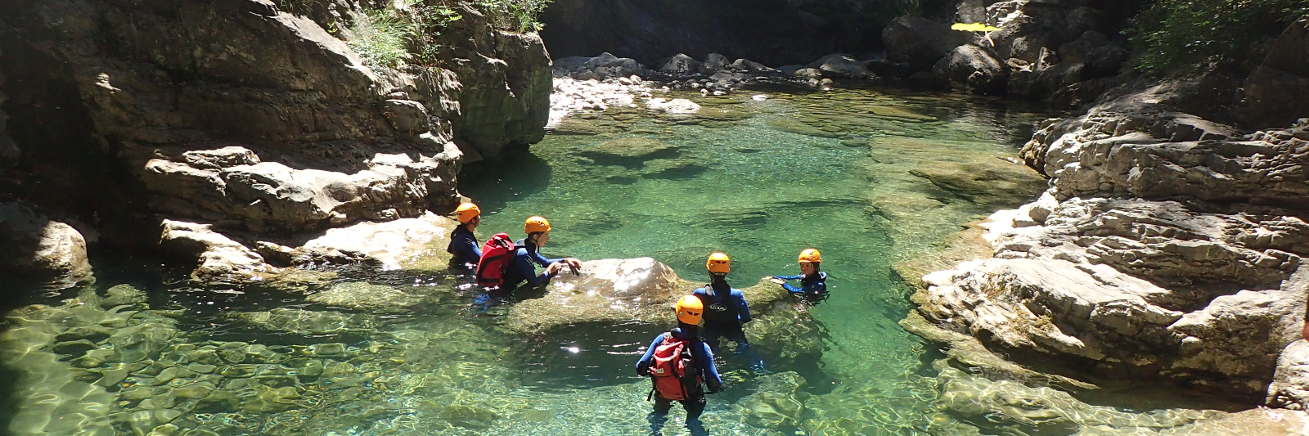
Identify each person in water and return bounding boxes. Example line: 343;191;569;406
446;202;483;269
769;248;829;304
693;252;761;371
635;295;723;430
501;215;582;295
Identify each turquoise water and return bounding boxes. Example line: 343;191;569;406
0;88;1051;435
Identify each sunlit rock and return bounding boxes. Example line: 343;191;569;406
646;98;701;114
1268;340;1309;410
296;211;457;270
0;201;94;289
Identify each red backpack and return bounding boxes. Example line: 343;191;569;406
649;333;699;401
474;233;516;288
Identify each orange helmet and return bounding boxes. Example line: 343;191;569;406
798;248;822;264
705;252;731;275
524;216;552;234
455;203;481;224
675;295;704;325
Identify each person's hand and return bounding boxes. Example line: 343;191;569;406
769;277;785;285
546;262;565;276
565;258;583;269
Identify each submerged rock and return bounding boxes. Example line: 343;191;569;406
646;98;701;114
0;201;94;289
307;282;427;313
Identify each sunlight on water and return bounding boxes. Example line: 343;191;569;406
0;88;1050;435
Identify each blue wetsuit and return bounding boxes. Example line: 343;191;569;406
634;326;723;421
446;226;481;268
498;240;563;296
773;271;828;303
692;282;752;353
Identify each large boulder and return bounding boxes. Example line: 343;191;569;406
881;16;969;69
295;211;457;270
659;53;706;76
554;52;651;80
504;258;792;334
807;54;871;80
933;45;1009;95
0;202;93;288
159;220;277;285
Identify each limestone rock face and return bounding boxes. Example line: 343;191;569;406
296;212;457;270
141;145;461;234
933;45;1008;95
918;83;1309;398
0;202;93;288
881;16;968;69
1268;340;1309;410
443;4;552;159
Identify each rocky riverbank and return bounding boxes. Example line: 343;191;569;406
900;14;1309;433
0;0;549;287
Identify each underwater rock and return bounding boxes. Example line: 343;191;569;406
734;371;808;428
580;137;680;163
0;201;94;289
907;158;1045;207
306;282;426;313
934;362;1226;434
646;98;701;114
102;284;148;308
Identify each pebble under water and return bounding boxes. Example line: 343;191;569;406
1;88;1088;435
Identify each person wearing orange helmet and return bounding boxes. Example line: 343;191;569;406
692;252;754;358
496;216;582;298
769;248;829;304
635;295;723;429
446;202;484;269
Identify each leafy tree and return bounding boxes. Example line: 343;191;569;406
1129;0;1309;73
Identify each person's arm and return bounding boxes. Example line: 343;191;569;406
773;274;802;280
782;283;804;294
461;234;482;260
516;253;555;286
528;248;563;267
696;342;723;391
635;334;664;376
734;290;752;324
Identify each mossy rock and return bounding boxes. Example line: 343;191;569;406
580;137;681;164
767;118;846;138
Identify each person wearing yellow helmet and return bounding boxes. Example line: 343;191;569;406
494;215;583;298
446;202;483;269
692;252;755;360
769;248;829;304
635;295;723;428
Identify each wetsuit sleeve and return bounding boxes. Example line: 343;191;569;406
773;274;802;280
516;252;553;286
635;334;664;376
695;342;723;391
459;234;481;261
782;283;805;294
734;290;752;324
528;249;563;267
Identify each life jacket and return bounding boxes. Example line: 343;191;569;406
474;233;515;288
649;333;700;401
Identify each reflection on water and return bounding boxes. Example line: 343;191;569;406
0;88;1089;435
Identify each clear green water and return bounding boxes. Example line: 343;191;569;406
0;88;1051;435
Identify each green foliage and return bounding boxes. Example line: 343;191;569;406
474;0;553;32
1129;0;1309;74
348;9;411;69
347;2;464;70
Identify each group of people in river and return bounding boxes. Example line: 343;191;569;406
445;201;830;428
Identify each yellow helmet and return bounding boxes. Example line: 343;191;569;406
675;295;704;325
705;252;731;275
455;203;481;224
524;216;552;234
798;248;822;264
